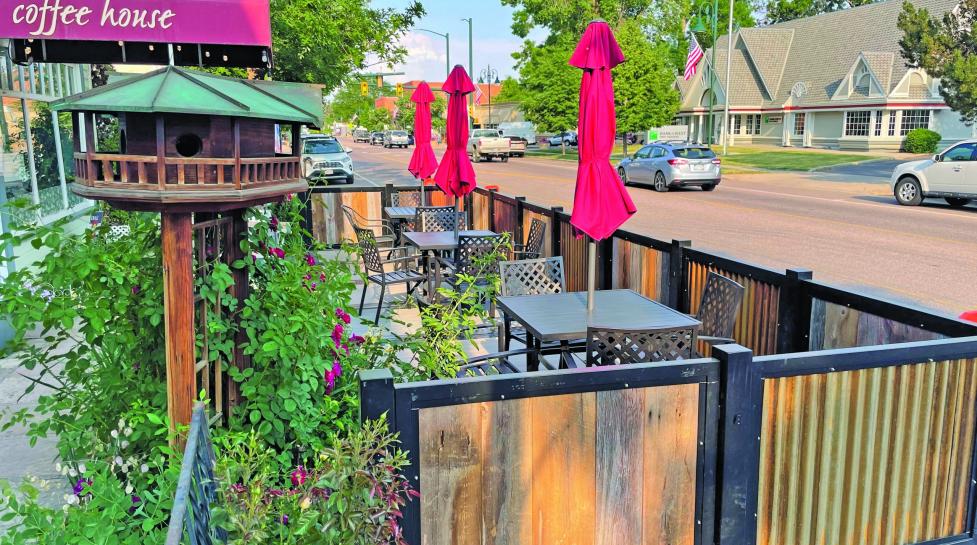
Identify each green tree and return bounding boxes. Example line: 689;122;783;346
512;36;581;134
898;0;977;123
262;0;423;90
615;23;682;151
392;94;447;133
494;76;526;103
764;0;873;23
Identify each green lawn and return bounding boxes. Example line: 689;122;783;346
526;144;885;172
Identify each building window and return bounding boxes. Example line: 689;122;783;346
732;115;741;134
873;110;882;136
743;114;761;135
888;111;897;136
794;113;805;135
900;109;930;135
844;111;871;136
745;114;754;135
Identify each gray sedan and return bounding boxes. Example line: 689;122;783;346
617;143;721;192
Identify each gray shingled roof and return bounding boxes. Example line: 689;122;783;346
681;0;958;110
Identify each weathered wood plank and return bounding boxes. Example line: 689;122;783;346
642;383;699;545
595;388;644;545
419;404;483;545
481;398;532;545
531;393;596;545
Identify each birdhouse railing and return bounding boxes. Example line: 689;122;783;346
73;152;300;191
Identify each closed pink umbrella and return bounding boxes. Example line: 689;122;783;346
408;81;438;204
434;65;477;237
569;20;636;311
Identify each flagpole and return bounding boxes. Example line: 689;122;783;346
723;0;734;155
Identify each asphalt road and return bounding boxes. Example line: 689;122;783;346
346;140;977;315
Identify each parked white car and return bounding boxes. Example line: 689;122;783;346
468;129;511;162
891;140;977;207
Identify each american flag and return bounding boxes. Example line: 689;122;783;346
473;84;484;105
684;29;704;81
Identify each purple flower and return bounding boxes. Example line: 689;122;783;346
350;334;366;345
310;282;317;291
129;495;142;514
229;483;246;494
305;253;316;266
304;273;312;281
281;514;289;525
270;216;279;232
290;467;308;487
267;488;285;497
131;285;140;295
331;324;344;347
335;308;351;324
319;272;326;282
324;369;336;394
73;478;92;497
268;247;286;259
332;360;342;378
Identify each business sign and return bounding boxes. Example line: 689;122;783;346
647;125;690;143
1;0;271;46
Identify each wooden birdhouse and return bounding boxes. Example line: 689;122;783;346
51;66;323;433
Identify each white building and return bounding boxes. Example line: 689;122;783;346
675;0;971;151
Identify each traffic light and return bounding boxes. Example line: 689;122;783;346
359;81;368;96
395;83;404;97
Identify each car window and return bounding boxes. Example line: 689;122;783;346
943;143;976;162
651;147;666;158
303;139;343;154
391;131;408;136
473;129;498;138
634;146;652;159
673;147;716;159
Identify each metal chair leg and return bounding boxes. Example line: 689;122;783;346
374;283;386;324
358;282;368;314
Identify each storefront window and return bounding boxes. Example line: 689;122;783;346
900;109;930;135
844;111;871;136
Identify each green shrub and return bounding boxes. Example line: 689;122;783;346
903;128;942;153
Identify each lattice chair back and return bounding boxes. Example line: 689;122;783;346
455;234;503;277
391;191;421;207
353;226;385;274
695;272;746;340
585;325;696;366
416;206;467;232
498;257;566;296
522;218;547;259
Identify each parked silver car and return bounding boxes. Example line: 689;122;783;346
617;143;721;192
384;130;410;148
891;139;977;207
301;136;354;184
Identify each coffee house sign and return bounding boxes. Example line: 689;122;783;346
1;0;271;46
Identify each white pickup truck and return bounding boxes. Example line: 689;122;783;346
468;129;511;163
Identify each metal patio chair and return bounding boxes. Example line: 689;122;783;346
414;205;467;232
512;217;546;260
692;272;746;356
390;191;421;231
498;257;566;351
455;348;534;377
353;226;426;324
419;234;504;325
570;325;698;367
342;205;396;248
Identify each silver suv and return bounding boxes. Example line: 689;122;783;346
617;142;721;192
301;136;354;184
384;130;410;148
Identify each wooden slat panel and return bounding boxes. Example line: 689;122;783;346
419;403;483;545
560;218;588;292
596;389;644;545
532;393;596;545
522;210;553;257
612;238;668;303
472;191;491;230
757;358;977;545
481;398;532;545
643;383;699;545
809;299;944;351
493;199;518;240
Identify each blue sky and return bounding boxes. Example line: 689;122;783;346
370;0;547;84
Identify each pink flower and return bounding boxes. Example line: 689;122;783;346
268;247;285;259
304;273;312;281
270;216;279;232
305;253;316;266
319;272;326;282
331;324;344;347
350;334;366;345
290;467;307;487
335;308;351;324
332;360;342;378
310;282;317;291
324;370;336;394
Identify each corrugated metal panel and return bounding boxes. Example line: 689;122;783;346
687;260;780;356
757;358;977;545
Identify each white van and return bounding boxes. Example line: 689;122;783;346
498;122;536;146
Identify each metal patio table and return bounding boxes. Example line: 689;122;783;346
383;206;416;245
496;289;702;371
402;229;497;253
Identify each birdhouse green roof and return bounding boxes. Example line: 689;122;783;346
52;66;323;128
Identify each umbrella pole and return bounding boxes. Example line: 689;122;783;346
454;197;460;240
420;179;426;206
587;239;596;313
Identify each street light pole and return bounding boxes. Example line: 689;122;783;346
478;65;500;128
416;28;450;78
709;1;718;146
462;18;473;126
722;1;734;155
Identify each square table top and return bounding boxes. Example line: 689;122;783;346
402;230;498;251
496;289;701;342
384;206;416;220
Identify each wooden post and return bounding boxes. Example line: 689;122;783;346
487;187;498;232
233;118;241;189
226;209;250;416
358;368;396;426
514;196;526;248
84;111;96;183
550;206;564;259
162;212;195;439
155;115;165;187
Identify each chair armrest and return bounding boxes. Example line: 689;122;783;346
698;335;736;346
380;254;422;267
456;348;533;377
466;348;534;366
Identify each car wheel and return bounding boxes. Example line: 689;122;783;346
702;184;716;192
618;167;629;185
946;197;971;207
502;155;509;163
346;175;354;184
472;151;481;163
894;177;923;206
654;171;669;193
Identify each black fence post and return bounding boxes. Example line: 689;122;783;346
776;268;814;354
551;206;564;259
668;239;691;312
359;369;396;428
514;196;526;247
487;187;498;232
382;183;394;208
599;236;614;290
714;343;761;545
